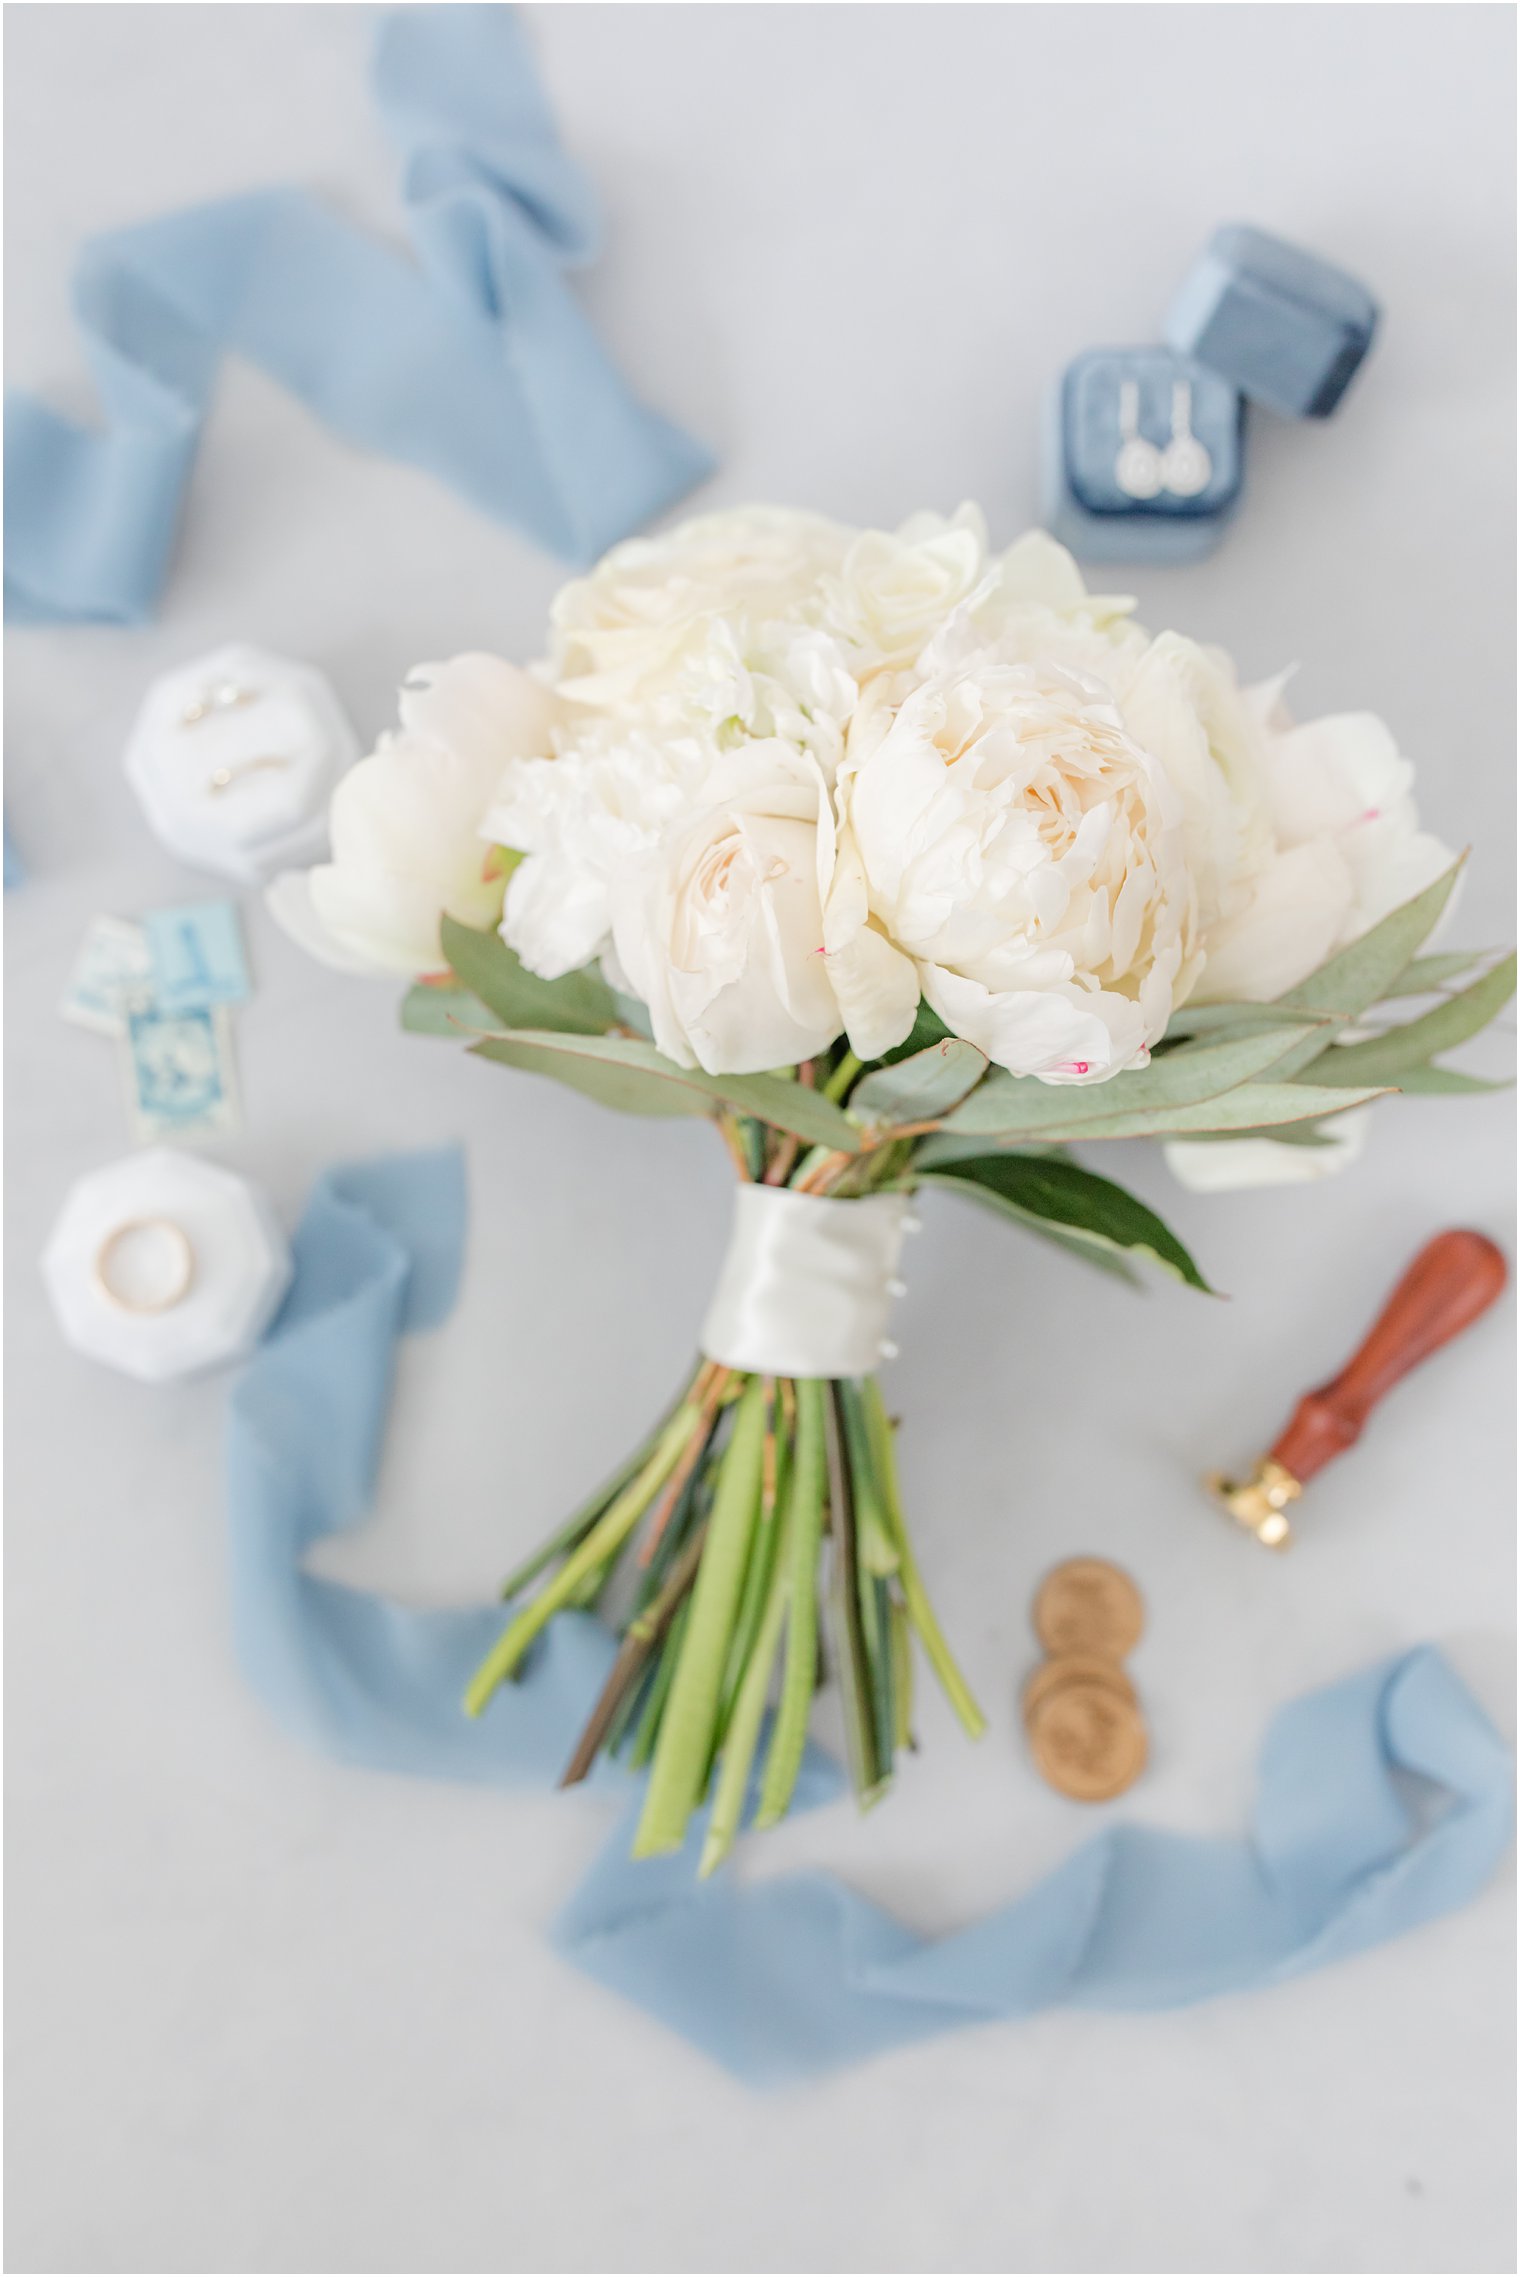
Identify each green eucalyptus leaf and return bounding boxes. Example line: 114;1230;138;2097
400;983;495;1038
850;1038;988;1128
1156;1001;1327;1043
919;1154;1213;1291
440;915;618;1036
471;1031;705;1119
1052;1080;1392;1141
1390;1064;1515;1096
943;1025;1318;1140
1303;953;1515;1086
1275;859;1465;1019
909;1134;1066;1171
1381;950;1493;1000
468;1029;864;1148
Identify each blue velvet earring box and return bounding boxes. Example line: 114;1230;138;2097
1042;348;1245;565
1164;223;1379;419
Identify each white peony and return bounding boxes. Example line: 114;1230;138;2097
1165;1110;1370;1193
1193;700;1455;1002
826;654;1198;1079
268;655;560;977
607;746;844;1075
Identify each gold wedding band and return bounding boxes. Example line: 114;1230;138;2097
207;754;293;796
92;1218;196;1314
180;680;258;727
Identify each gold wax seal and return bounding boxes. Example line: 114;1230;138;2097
1023;1557;1149;1801
1032;1557;1145;1659
1027;1680;1148;1803
1022;1650;1136;1724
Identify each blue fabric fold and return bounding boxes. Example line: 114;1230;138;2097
6;6;713;623
226;1147;1515;2086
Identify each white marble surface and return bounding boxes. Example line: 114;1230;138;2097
5;6;1515;2272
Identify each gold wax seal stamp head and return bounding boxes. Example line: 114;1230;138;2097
1206;1457;1302;1550
1204;1231;1507;1551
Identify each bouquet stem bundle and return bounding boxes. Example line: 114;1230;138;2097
464;1099;987;1874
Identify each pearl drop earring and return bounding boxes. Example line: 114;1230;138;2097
1112;379;1164;499
1160;380;1213;497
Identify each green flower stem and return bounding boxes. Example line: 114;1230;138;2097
860;1570;896;1776
627;1598;690;1769
559;1518;710;1787
821;1050;863;1104
494;1377;697;1602
633;1378;769;1857
828;1383;887;1805
603;1658;654;1760
834;1380;899;1578
699;1495;795;1878
788;1143;833;1190
890;1593;914;1752
862;1375;987;1741
755;1377;828;1828
464;1400;706;1717
718;1385;791;1731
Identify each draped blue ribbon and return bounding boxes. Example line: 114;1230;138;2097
227;1147;1515;2086
5;6;713;624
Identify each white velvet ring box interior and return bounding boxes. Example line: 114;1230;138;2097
124;643;359;885
42;1148;291;1382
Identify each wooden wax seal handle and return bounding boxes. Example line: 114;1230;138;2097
1271;1230;1507;1485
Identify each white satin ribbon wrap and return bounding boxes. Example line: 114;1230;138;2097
699;1186;909;1378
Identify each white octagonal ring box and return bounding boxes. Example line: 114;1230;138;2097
43;1149;292;1383
124;642;359;884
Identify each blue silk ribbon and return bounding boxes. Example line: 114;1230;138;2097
227;1148;1515;2086
5;6;713;624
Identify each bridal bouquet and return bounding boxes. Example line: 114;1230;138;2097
275;506;1512;1870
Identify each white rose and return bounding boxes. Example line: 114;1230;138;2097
826;504;989;675
549;507;851;710
269;655;560;977
828;656;1197;1079
608;747;844;1074
1195;705;1454;1002
953;528;1143;663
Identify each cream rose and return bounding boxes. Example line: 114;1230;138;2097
549;506;851;711
827;656;1198;1079
268;655;560;976
825;504;990;675
607;747;844;1074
